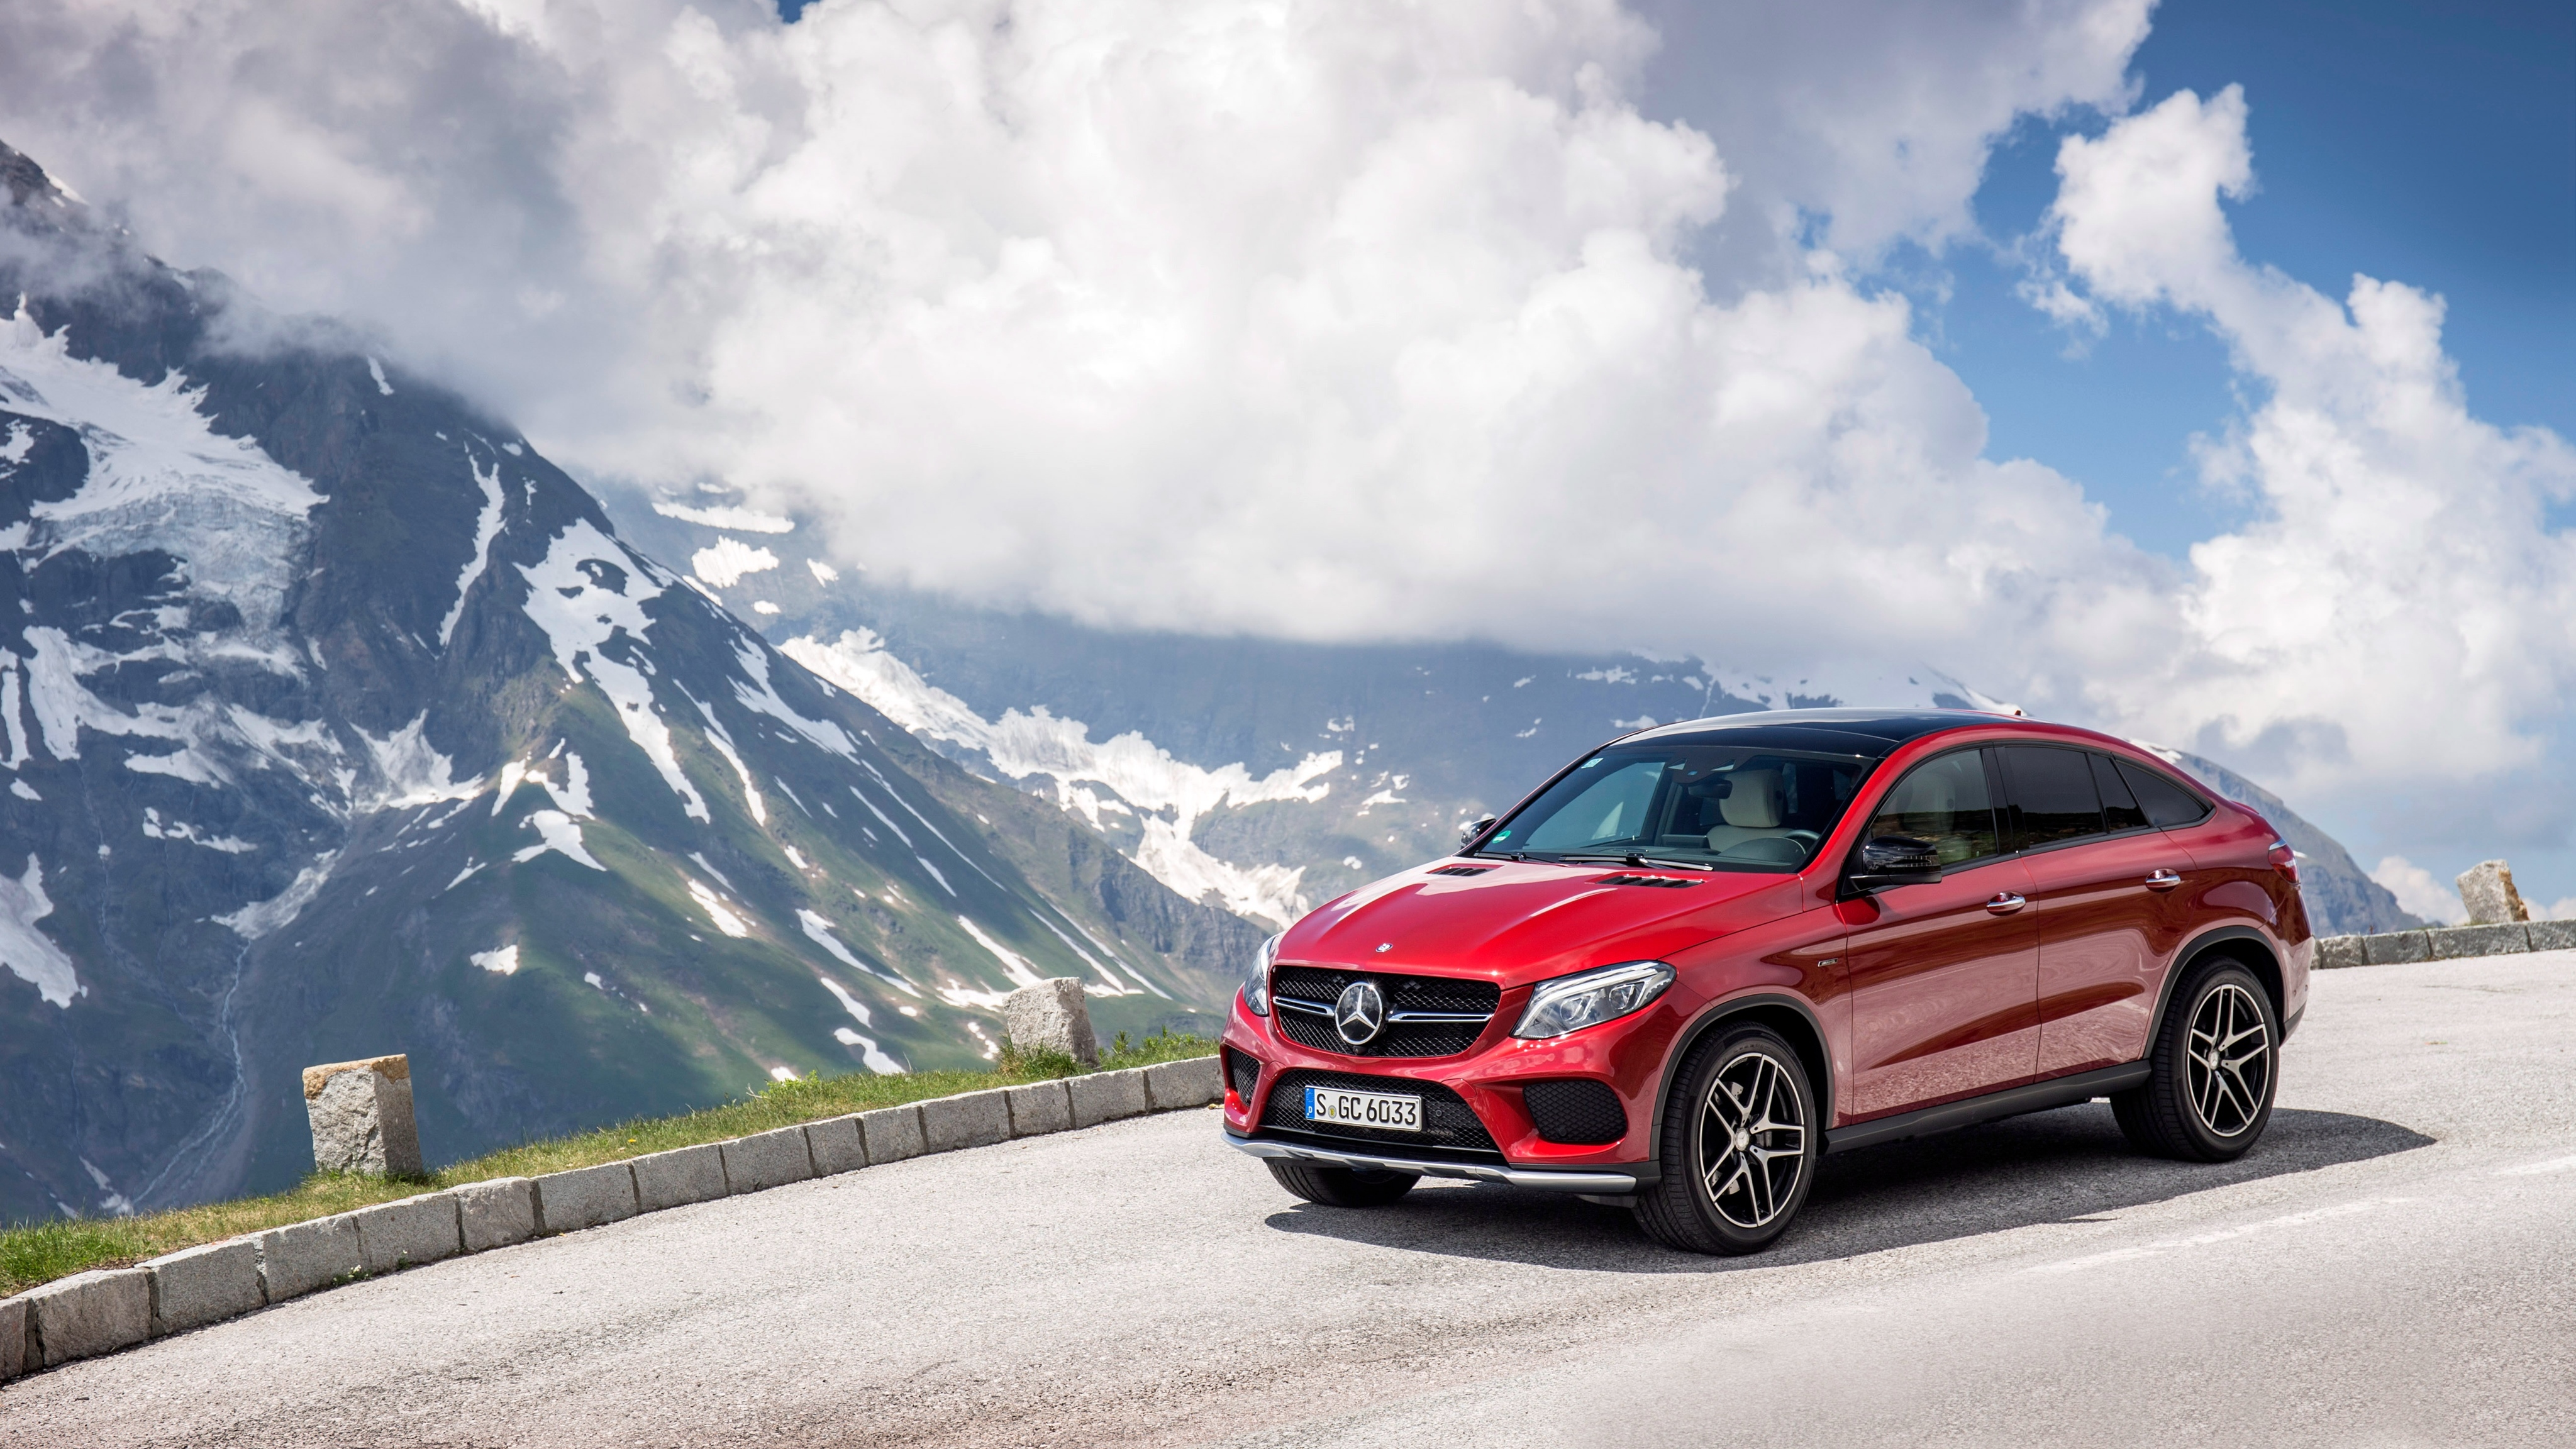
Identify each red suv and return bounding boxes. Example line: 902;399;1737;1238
1221;710;2309;1253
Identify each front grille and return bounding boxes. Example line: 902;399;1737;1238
1522;1079;1628;1144
1261;1069;1502;1159
1224;1047;1262;1105
1269;967;1502;1058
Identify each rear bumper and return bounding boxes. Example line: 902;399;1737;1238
1225;1131;1641;1194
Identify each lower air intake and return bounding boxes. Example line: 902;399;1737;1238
1522;1079;1628;1145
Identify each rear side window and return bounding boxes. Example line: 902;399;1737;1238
2114;758;2214;828
1998;745;2104;849
1867;749;2001;866
2091;753;2147;831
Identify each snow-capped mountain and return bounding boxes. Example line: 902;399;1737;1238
0;140;1257;1222
608;486;2420;943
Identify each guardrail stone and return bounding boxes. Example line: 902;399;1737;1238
455;1176;537;1251
721;1126;814;1195
2528;919;2576;952
2432;923;2529;960
258;1214;363;1301
858;1105;925;1163
27;1269;150;1368
2363;931;2432;966
146;1238;264;1335
303;1054;425;1178
0;1292;23;1381
2314;935;2367;970
1144;1057;1223;1111
632;1143;730;1211
353;1192;462;1275
806;1115;867;1175
919;1088;1012;1153
1068;1067;1151;1128
534;1162;638;1234
1002;977;1099;1065
1005;1080;1072;1137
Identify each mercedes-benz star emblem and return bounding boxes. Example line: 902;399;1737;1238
1333;980;1387;1047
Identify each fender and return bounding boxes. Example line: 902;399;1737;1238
1647;989;1836;1145
2145;922;2285;1047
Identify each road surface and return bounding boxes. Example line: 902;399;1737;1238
8;952;2572;1447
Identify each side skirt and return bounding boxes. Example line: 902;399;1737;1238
1824;1062;2151;1155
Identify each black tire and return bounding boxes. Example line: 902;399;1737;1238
1265;1158;1419;1207
2112;958;2280;1162
1634;1023;1820;1254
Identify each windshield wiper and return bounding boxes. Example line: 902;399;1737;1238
1548;852;1716;872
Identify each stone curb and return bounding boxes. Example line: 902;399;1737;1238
0;1057;1217;1383
2317;923;2575;969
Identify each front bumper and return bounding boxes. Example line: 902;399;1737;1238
1225;1131;1640;1194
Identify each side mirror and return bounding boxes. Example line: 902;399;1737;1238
1846;835;1943;893
1458;815;1499;848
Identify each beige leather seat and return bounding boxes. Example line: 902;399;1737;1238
1704;770;1785;853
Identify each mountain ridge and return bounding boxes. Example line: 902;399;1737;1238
0;138;1255;1222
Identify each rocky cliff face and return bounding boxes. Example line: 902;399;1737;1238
0;141;1257;1222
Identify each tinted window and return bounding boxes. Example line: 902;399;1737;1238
1999;745;2104;848
1867;750;1999;866
2115;758;2213;828
2091;753;2147;831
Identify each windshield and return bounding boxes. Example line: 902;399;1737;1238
1477;743;1879;872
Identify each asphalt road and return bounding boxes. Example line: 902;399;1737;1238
9;952;2573;1448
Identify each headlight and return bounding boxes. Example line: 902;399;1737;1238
1511;960;1675;1040
1243;932;1282;1016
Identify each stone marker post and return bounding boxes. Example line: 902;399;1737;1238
304;1054;425;1177
1002;978;1099;1065
2456;860;2529;926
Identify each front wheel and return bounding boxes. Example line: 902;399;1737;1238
1265;1158;1419;1207
2112;958;2280;1161
1634;1023;1819;1254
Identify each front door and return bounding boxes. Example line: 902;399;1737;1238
1843;748;2040;1121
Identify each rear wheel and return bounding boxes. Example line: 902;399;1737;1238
1265;1158;1419;1207
2112;958;2280;1161
1634;1023;1819;1254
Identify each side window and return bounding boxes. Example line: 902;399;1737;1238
1865;750;2000;866
1999;745;2104;849
2114;758;2214;828
2091;753;2147;831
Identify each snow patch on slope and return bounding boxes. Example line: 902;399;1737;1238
656;501;794;534
0;855;82;1007
437;453;508;648
691;536;779;588
785;629;1336;926
518;519;710;821
216;852;338;939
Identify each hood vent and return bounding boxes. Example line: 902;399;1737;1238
1597;873;1701;889
1428;865;1492;877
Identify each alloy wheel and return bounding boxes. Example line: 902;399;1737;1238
1697;1049;1807;1229
2185;981;2272;1138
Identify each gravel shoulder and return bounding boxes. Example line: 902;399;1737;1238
7;953;2572;1448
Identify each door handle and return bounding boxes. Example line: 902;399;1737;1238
1985;892;2026;914
2145;869;2183;892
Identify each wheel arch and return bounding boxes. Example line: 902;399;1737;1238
2149;924;2285;1043
1649;991;1835;1137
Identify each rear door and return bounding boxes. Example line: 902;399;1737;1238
2002;747;2197;1078
1844;748;2040;1119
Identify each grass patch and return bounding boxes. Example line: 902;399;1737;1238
1;1031;1212;1297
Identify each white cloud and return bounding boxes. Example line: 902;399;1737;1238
4;2;2567;878
2370;856;2465;927
2045;88;2576;855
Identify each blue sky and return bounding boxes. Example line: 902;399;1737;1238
1652;0;2574;560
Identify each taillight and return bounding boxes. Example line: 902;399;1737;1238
2268;840;2299;883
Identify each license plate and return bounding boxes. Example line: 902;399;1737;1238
1305;1085;1423;1131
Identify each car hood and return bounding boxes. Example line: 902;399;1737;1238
1281;860;1806;989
